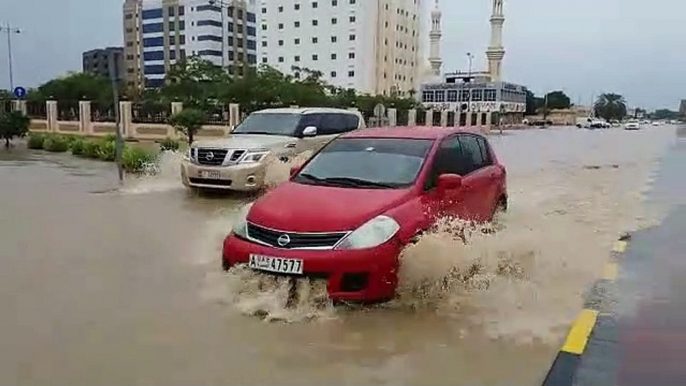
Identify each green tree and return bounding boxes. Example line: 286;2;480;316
594;93;627;121
169;108;206;144
161;57;231;108
0;111;30;148
543;90;571;110
31;72;118;104
650;109;679;120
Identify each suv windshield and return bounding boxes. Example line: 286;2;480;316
232;113;301;136
294;138;434;189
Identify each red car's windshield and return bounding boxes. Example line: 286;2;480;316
294;138;434;189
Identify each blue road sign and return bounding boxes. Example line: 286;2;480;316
13;87;26;99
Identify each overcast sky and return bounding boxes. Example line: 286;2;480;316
1;0;684;110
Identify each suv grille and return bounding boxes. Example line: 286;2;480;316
196;148;228;166
247;223;348;249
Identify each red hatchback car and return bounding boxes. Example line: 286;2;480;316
222;127;507;303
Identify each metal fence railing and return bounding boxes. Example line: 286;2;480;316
131;103;170;124
91;102;116;123
57;101;79;121
203;104;231;125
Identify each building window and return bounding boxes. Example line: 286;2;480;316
278;39;284;46
262;41;267;47
331;53;337;59
348;70;355;77
247;26;256;36
295;4;300;10
278;23;284;29
142;8;163;19
349;16;356;22
472;89;483;102
295;38;300;44
459;90;470;101
262;7;267;13
348;52;355;59
435;91;445;102
278;56;284;62
279;6;284;12
485;89;497;101
295;55;300;62
247;40;257;50
312;1;318;8
197;50;223;57
447;90;458;102
312;37;318;43
247;12;256;22
332;17;337;24
197;20;222;28
312;54;318;60
295;21;300;27
350;0;356;3
331;71;337;77
312;19;318;26
262;24;267;30
332;0;338;5
331;36;337;42
422;91;435;102
143;51;165;61
143;37;164;47
168;6;175;16
349;34;355;41
142;23;164;33
262;57;268;63
197;35;223;42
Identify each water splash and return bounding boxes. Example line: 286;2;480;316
120;151;185;195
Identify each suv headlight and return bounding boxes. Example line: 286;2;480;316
231;202;254;238
335;215;400;250
239;149;270;164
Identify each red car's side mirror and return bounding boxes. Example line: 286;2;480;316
290;166;301;177
437;174;463;191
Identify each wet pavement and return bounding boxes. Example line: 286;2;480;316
0;126;680;386
572;126;686;386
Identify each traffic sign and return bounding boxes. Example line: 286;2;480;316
373;103;386;118
13;86;26;99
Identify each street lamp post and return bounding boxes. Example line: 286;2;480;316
466;52;475;122
0;23;22;91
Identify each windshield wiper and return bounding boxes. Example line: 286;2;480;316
320;177;396;189
235;131;281;135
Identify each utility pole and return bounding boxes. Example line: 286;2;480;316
466;52;474;122
0;23;22;91
108;53;124;183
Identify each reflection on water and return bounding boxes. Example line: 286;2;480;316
0;126;679;386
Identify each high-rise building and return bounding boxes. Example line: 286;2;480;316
82;47;125;80
123;0;258;90
257;0;422;96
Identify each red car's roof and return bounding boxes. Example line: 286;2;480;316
343;126;482;140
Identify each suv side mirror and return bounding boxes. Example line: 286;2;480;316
302;126;317;137
437;174;463;192
290;165;301;177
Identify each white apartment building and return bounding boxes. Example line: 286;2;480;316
124;0;258;90
257;0;423;96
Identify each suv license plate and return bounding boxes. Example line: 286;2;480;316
249;254;304;275
200;170;221;179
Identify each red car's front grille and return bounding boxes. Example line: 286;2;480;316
246;223;348;249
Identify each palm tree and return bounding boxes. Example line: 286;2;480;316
594;93;627;121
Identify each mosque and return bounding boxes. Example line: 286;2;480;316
419;0;528;127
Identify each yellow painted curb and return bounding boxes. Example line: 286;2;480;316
613;240;627;253
561;309;599;355
601;262;618;281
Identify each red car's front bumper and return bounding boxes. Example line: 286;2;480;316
222;234;402;302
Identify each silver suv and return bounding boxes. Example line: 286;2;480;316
181;107;366;192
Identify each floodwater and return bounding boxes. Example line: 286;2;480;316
0;126;678;386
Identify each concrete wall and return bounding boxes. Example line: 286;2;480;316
16;100;527;140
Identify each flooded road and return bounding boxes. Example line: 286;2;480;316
0;126;677;386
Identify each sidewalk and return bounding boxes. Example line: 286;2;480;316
571;128;686;386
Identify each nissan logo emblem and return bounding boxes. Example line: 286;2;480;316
205;152;215;161
277;234;291;247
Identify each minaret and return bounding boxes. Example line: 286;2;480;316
428;0;443;79
486;0;505;82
